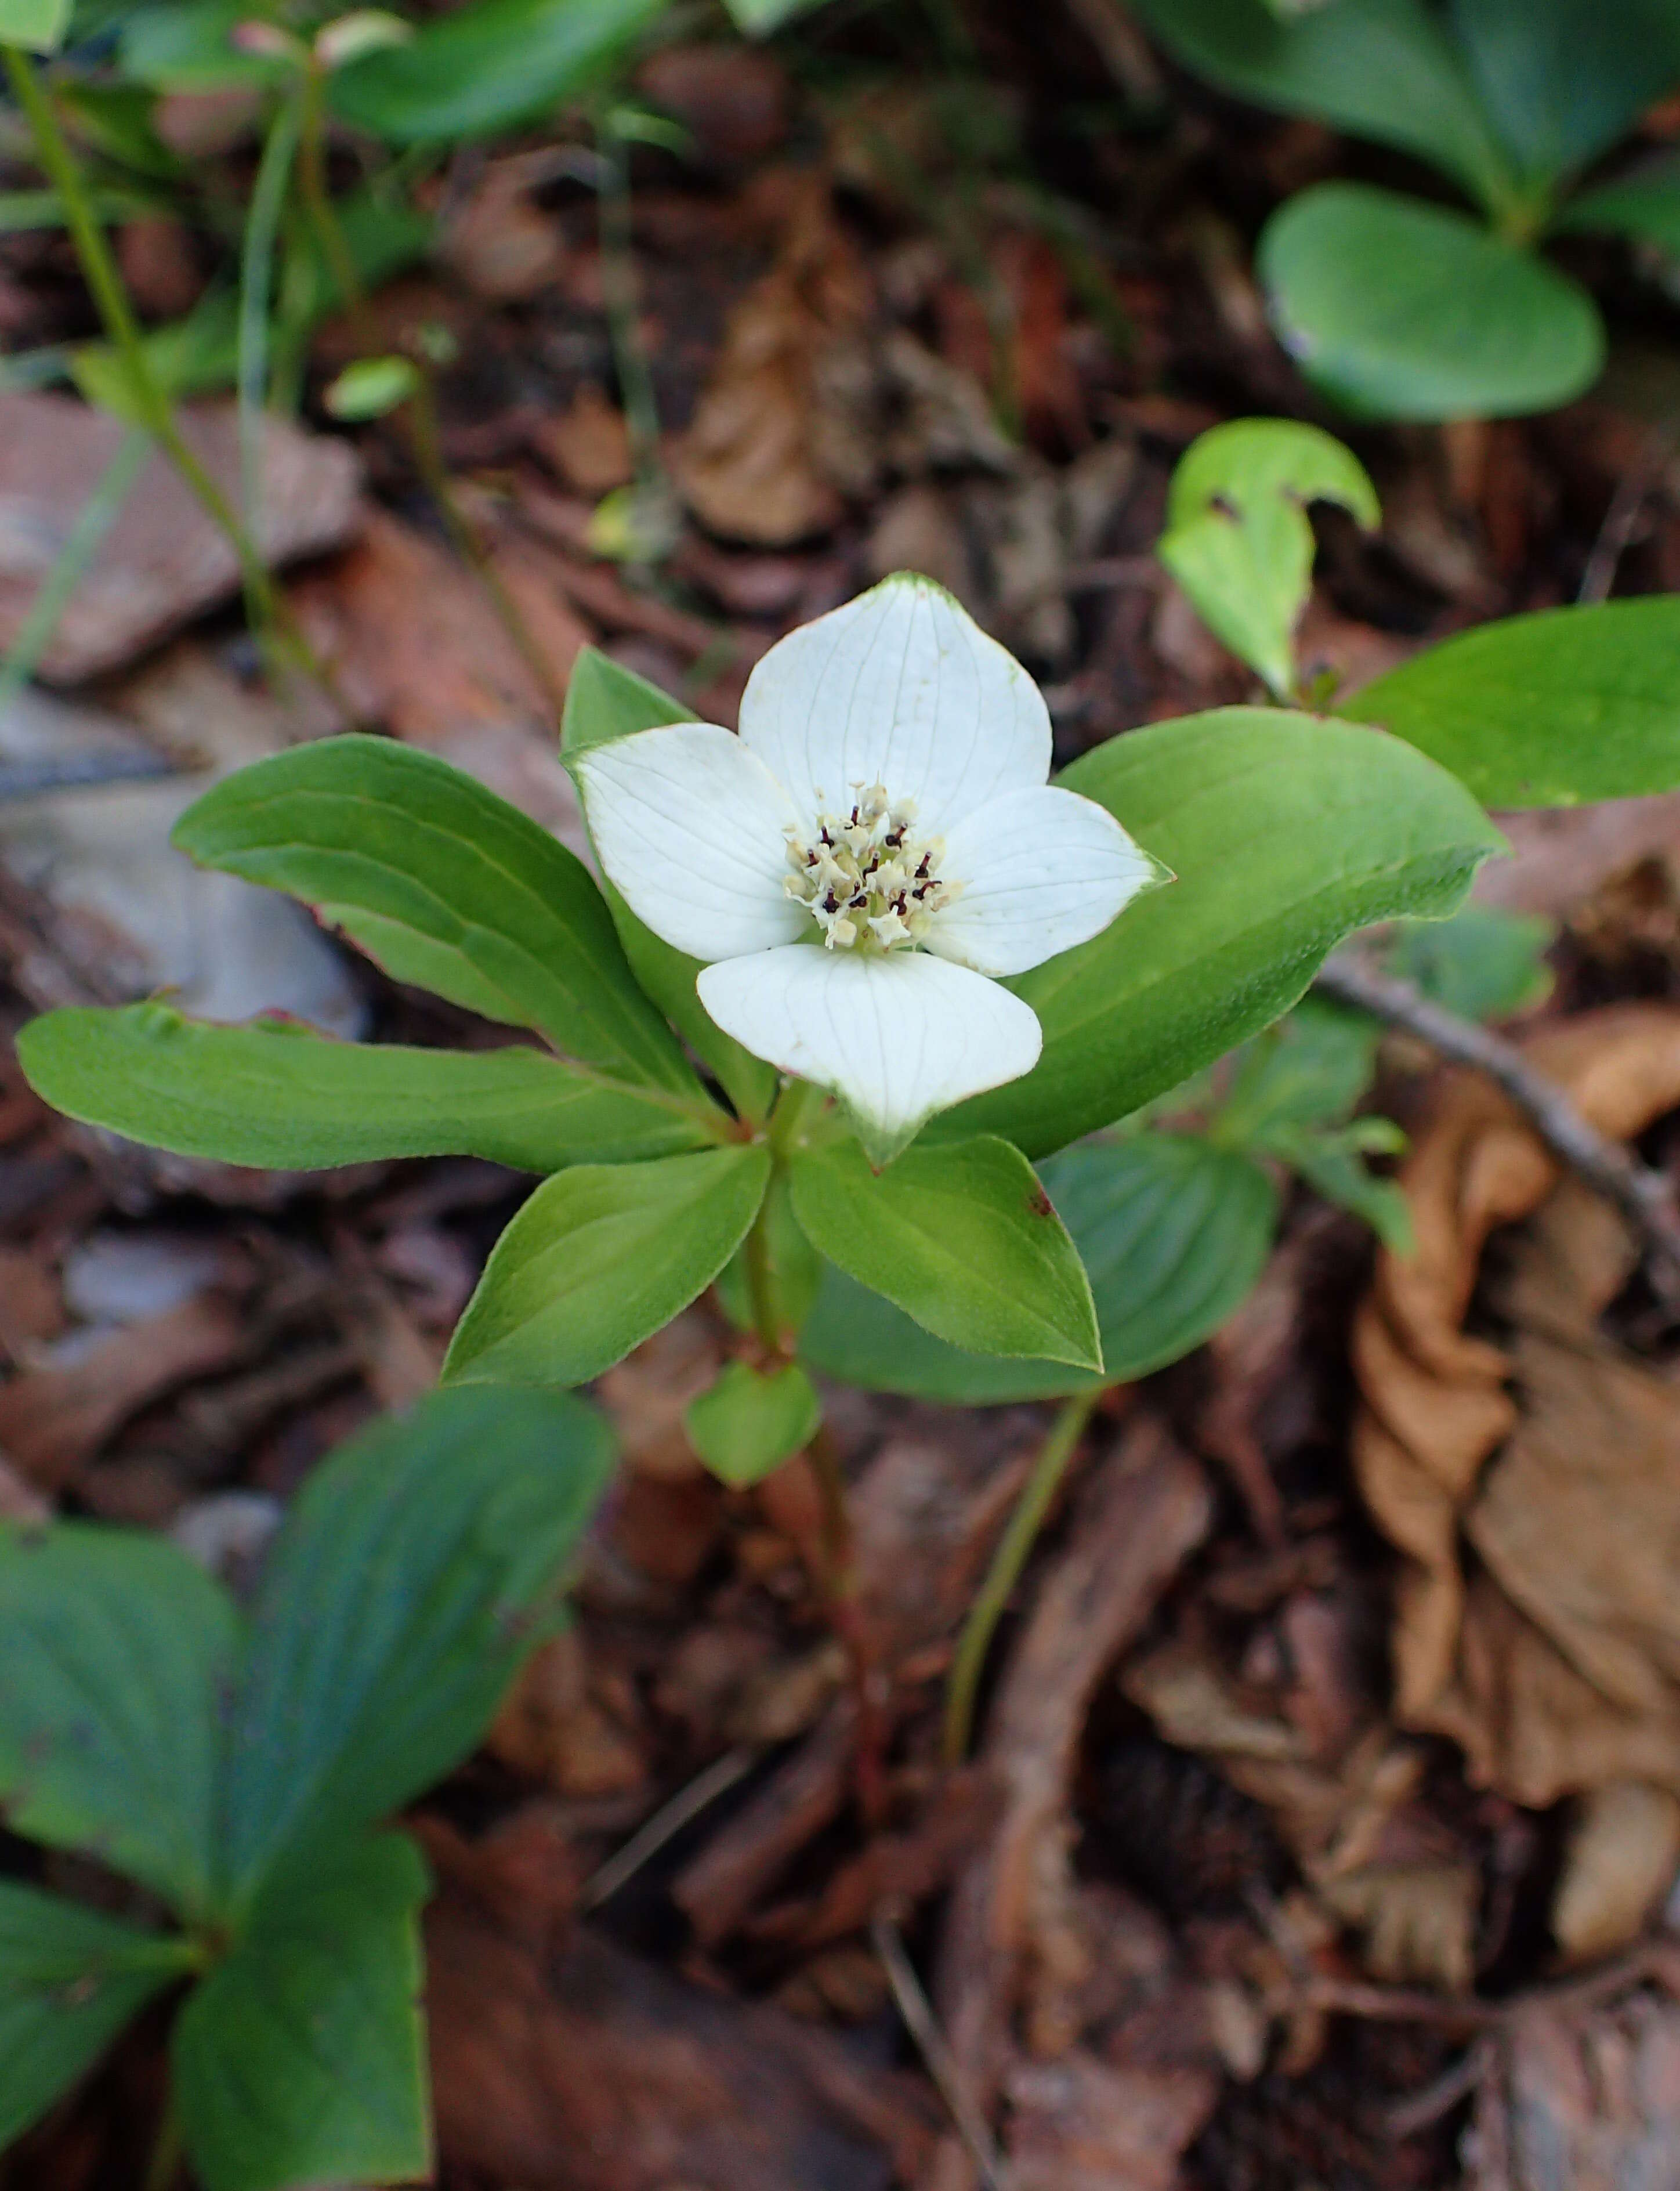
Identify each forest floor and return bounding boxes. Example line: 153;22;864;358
6;5;1680;2186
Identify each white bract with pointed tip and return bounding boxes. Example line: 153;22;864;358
576;574;1164;1155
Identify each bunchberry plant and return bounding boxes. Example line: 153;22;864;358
0;1384;613;2190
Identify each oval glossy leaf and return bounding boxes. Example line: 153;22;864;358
0;1527;235;1922
443;1145;772;1389
563;647;778;1124
173;736;698;1097
0;1884;189;2151
175;1834;430;2191
1562;153;1680;254
789;1135;1101;1369
1261;183;1604;421
17;1005;709;1174
329;0;665;143
1338;598;1680;807
684;1361;822;1486
1158;418;1380;696
1131;0;1515;214
1449;0;1680;186
801;1133;1276;1404
222;1386;614;1899
946;707;1504;1159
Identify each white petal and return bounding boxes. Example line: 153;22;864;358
737;573;1050;833
697;945;1042;1147
575;723;807;963
926;786;1166;978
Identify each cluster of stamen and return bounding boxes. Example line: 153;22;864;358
784;783;961;952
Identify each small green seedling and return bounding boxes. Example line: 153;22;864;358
0;1384;613;2189
1157;417;1379;699
1136;0;1680;420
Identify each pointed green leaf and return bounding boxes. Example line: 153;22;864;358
17;1005;711;1174
1259;183;1603;422
790;1135;1100;1369
800;1132;1275;1403
0;0;73;51
1562;152;1680;254
563;648;777;1122
1158;418;1379;696
328;0;667;143
172;736;698;1096
1130;0;1518;214
1338;598;1680;807
946;707;1504;1159
685;1361;821;1487
443;1145;772;1389
175;1835;430;2191
222;1387;613;1899
0;1528;235;1922
0;1884;189;2150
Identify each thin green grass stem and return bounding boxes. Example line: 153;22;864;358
0;422;148;713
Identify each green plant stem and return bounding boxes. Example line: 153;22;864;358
0;422;148;711
594;125;663;490
943;1389;1100;1766
3;45;339;707
237;89;303;538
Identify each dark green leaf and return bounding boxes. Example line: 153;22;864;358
175;1835;430;2191
684;1362;822;1486
1561;152;1680;254
1385;903;1554;1019
117;0;288;89
0;1527;235;1921
1158;417;1379;696
1337;598;1680;806
172;736;700;1096
1131;0;1517;214
443;1145;772;1387
945;707;1504;1159
221;1386;614;1899
0;1883;189;2150
17;1005;709;1174
1449;0;1680;187
563;648;777;1122
329;0;667;143
1214;998;1380;1144
1259;183;1603;421
790;1135;1101;1369
800;1133;1277;1403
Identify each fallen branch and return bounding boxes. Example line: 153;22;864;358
1315;952;1680;1293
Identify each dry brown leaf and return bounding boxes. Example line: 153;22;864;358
533;384;634;497
1468;1990;1680;2191
488;1631;647;1800
437;162;564;301
0;395;360;682
672;175;872;545
1002;2049;1219;2191
1552;1784;1680;1968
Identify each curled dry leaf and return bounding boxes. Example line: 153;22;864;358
1352;1004;1680;1954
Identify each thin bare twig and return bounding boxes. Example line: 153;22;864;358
1384;2039;1493;2139
1578;425;1674;606
579;1745;758;1913
871;1914;1010;2191
1315;952;1680;1293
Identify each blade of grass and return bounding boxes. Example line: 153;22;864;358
237;91;303;538
0;421;150;715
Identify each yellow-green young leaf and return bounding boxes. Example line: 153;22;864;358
1336;598;1680;807
443;1146;772;1388
0;1885;191;2150
0;0;72;50
1158;418;1378;697
563;646;778;1123
322;353;419;420
0;1528;236;1922
172;737;700;1097
175;1835;431;2191
801;1132;1275;1404
946;708;1505;1159
16;1005;711;1174
790;1136;1100;1370
222;1386;614;1898
685;1362;821;1487
1259;183;1603;422
328;0;667;142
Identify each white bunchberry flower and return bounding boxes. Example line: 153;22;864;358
575;573;1164;1152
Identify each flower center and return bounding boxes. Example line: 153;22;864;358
783;783;962;952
